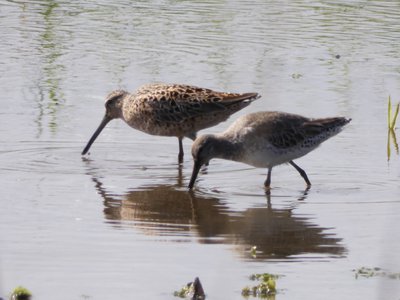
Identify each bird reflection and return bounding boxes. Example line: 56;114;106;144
86;171;346;260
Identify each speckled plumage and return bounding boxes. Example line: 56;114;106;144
82;83;260;162
188;111;351;190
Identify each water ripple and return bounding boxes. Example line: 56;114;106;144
1;141;82;174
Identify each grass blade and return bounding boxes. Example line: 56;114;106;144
390;102;399;129
388;96;392;128
387;130;391;161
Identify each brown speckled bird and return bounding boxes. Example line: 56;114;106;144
82;83;260;163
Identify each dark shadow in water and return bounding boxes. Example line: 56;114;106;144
83;160;346;260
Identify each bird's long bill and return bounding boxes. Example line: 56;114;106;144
188;160;202;190
81;116;111;155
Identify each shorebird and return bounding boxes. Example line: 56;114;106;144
81;83;260;163
188;111;351;189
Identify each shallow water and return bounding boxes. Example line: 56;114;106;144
1;1;400;299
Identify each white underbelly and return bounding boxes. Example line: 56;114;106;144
240;144;318;168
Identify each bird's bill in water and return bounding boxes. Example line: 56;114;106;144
81;115;111;155
188;160;203;190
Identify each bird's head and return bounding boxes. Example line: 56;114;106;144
81;90;128;155
104;90;127;119
188;134;218;189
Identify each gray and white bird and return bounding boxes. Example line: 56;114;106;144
188;111;351;189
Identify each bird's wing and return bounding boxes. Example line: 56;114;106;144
250;112;310;149
268;116;350;148
141;85;259;124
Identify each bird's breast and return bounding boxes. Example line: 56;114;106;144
121;106;190;137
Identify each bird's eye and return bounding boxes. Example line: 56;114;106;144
106;97;117;109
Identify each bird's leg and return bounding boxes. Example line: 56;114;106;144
264;167;272;189
178;137;184;164
289;161;311;187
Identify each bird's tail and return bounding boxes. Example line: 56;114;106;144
220;92;260;111
304;117;351;135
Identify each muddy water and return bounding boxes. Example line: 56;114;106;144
1;1;400;299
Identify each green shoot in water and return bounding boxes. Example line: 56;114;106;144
387;96;399;161
388;96;399;130
242;273;279;298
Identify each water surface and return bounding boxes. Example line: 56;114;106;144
1;1;400;299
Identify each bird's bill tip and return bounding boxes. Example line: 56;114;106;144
188;160;202;190
81;115;111;155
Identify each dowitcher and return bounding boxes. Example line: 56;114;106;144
81;83;260;162
188;111;351;189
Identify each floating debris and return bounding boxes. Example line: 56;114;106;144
174;277;205;299
291;73;303;79
353;267;400;279
250;246;257;258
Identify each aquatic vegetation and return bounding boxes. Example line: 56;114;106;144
353;267;400;279
10;286;32;300
388;96;399;130
250;246;258;258
241;273;279;298
174;277;205;299
291;73;303;79
387;96;399;160
387;128;399;161
174;284;192;298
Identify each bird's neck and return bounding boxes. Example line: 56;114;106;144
212;135;243;162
